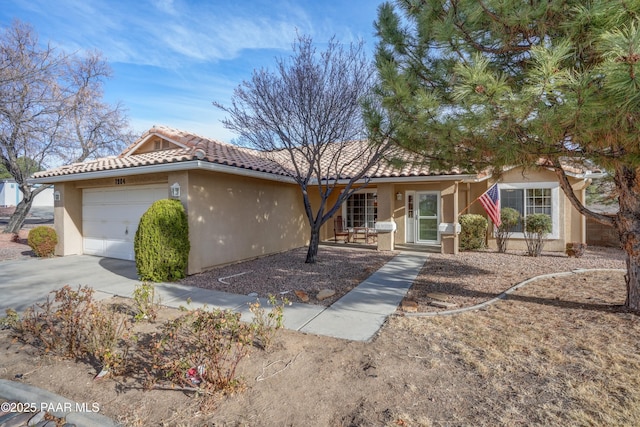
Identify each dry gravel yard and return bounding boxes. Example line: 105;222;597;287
179;245;397;306
408;246;626;312
0;229;34;260
178;244;625;312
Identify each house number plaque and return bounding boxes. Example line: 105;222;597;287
115;178;126;185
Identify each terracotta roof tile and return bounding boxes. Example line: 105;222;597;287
31;125;488;181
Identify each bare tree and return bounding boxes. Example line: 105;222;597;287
214;35;391;263
0;21;133;233
53;51;133;164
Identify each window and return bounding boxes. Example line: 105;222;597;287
345;191;377;228
499;183;559;239
153;139;171;151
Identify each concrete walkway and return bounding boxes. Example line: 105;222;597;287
0;252;427;341
299;253;427;340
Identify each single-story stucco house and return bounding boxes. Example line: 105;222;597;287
31;125;601;275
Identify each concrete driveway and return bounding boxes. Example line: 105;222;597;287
0;255;139;312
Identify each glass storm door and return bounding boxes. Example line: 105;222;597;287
416;192;439;243
405;192;415;243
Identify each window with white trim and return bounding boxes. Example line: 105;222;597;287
499;183;559;239
344;191;377;228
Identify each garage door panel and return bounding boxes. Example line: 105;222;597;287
82;185;167;260
83;238;105;256
83;187;167;204
84;238;135;261
83;204;152;225
83;220;136;240
105;240;135;260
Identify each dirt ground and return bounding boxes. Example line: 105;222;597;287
1;232;637;426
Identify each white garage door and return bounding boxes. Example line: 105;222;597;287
83;184;168;260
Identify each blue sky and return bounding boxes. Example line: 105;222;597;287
1;0;380;143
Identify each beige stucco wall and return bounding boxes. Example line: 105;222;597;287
53;182;83;256
52;165;588;267
485;167;586;252
318;189;343;242
184;171;308;274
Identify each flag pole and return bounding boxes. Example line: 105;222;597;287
458;182;501;220
457;197;480;216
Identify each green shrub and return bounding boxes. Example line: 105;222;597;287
27;226;57;257
134;199;190;282
459;214;488;250
496;207;521;253
524;213;552;257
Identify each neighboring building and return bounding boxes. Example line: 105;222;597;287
31;125;600;274
0;180;53;208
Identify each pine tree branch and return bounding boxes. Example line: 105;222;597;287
550;159;615;227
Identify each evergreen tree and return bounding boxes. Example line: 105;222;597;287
374;0;640;311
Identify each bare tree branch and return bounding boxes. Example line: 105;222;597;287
549;159;614;226
0;20;133;233
214;34;389;263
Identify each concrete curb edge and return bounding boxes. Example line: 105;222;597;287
0;379;120;426
399;268;627;317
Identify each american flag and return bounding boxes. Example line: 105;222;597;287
479;183;501;227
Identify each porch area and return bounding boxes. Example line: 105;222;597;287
321;239;441;254
321;180;471;256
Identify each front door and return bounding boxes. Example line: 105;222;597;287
416;192;440;244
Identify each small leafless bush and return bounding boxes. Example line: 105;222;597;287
6;285;133;372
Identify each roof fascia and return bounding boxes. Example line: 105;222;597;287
29;161;298;185
502;164;603;180
328;174;481;185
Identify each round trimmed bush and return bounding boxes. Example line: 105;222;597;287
27;226;58;257
134;199;190;282
524;213;552;235
459;214;488;251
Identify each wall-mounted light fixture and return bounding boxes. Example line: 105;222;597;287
170;182;181;198
54;190;61;202
396;192;402;201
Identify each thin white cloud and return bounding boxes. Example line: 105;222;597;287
20;0;312;68
4;0;365;68
153;0;178;15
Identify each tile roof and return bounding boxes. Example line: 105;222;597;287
32;125;598;181
33;125;465;181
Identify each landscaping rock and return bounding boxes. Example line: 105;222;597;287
294;290;309;302
401;300;418;313
429;300;458;309
426;292;449;302
1;412;33;427
316;289;336;301
247;292;258;297
28;411;46;426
